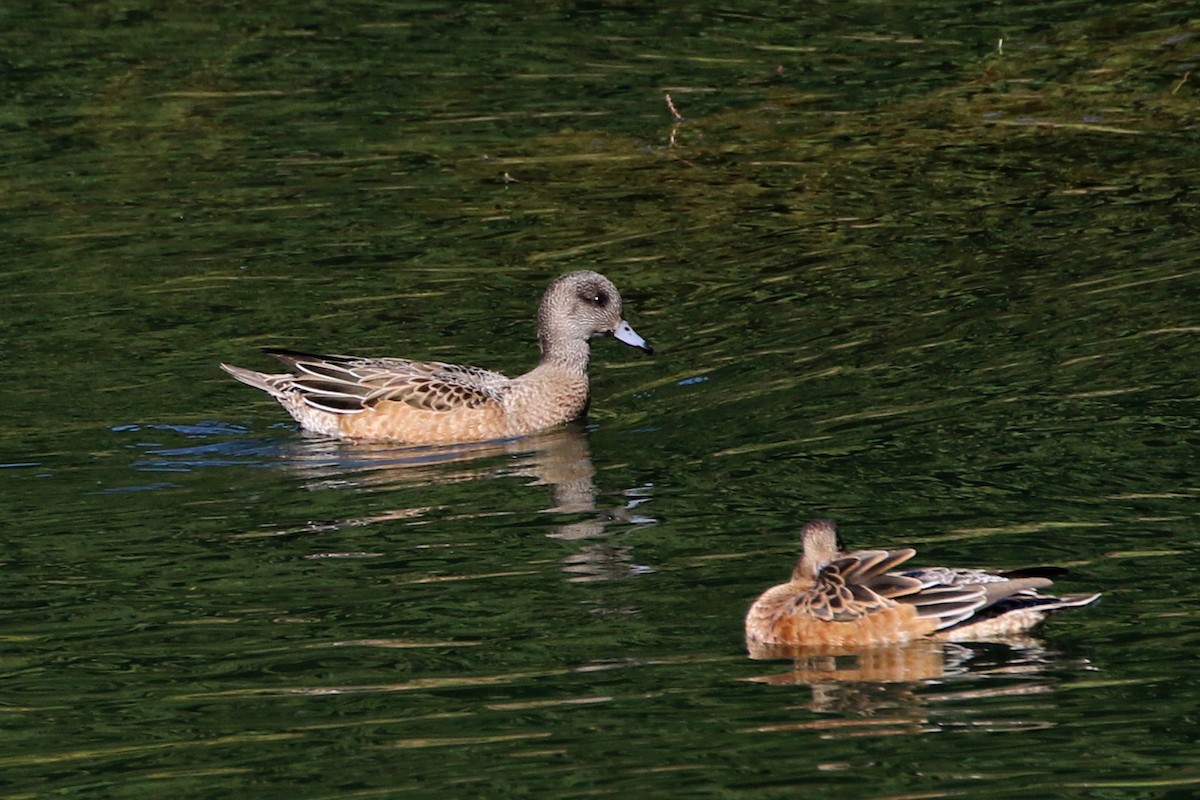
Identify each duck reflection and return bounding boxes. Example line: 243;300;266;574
270;425;655;582
744;637;1091;727
131;421;654;581
747;639;952;684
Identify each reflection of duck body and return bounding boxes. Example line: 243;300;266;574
745;638;1085;721
246;426;656;582
221;271;652;444
746;520;1099;651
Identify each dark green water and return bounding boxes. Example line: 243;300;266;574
2;2;1199;797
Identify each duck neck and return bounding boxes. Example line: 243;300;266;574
538;334;592;375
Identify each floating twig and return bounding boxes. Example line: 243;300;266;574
664;93;684;122
664;93;684;148
1171;70;1190;96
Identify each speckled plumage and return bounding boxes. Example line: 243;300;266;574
745;519;1099;651
221;271;653;444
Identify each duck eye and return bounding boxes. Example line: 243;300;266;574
590;291;609;307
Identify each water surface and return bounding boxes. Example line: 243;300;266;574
2;2;1199;798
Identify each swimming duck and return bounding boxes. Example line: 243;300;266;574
746;519;1099;649
221;270;652;443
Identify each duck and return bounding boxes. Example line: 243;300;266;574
745;519;1099;649
221;270;653;444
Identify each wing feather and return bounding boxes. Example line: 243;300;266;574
799;548;920;622
261;348;508;415
801;550;990;631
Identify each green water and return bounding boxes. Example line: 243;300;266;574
2;2;1199;797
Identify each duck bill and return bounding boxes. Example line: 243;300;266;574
613;320;654;354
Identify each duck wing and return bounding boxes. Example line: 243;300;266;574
803;547;1062;633
263;348;509;414
900;564;1099;636
801;548;936;622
